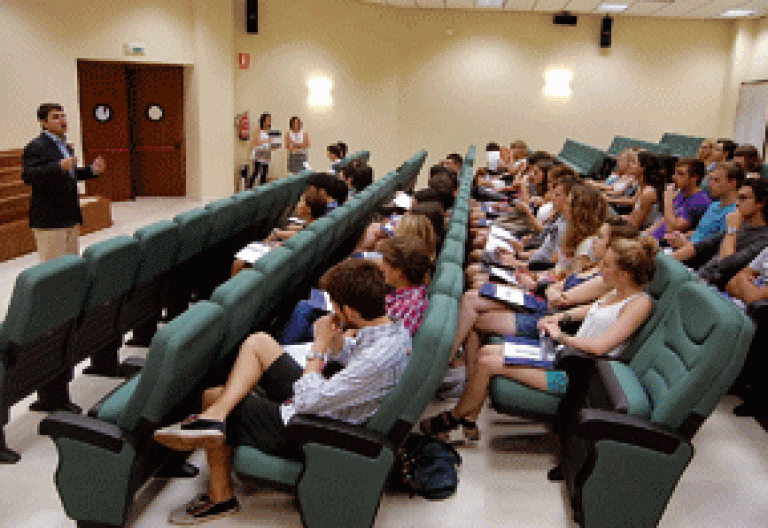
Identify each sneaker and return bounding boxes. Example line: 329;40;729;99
168;495;239;525
154;416;226;451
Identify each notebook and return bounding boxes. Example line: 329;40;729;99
284;343;313;368
489;225;517;243
488;266;520;286
479;283;547;313
235;242;272;264
502;336;560;368
484;233;514;253
352;251;383;260
393;192;413;210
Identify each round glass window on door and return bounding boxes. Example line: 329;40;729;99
94;104;113;123
146;104;164;122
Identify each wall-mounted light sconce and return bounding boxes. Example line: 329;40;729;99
543;68;573;100
307;75;333;110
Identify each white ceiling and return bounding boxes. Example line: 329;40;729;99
361;0;767;19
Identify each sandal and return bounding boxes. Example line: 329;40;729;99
419;410;461;438
459;418;480;442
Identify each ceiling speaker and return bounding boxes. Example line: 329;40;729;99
600;16;613;48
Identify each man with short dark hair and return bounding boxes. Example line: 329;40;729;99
23;103;106;261
676;179;768;288
154;259;411;524
646;157;711;240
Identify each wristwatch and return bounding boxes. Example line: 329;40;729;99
306;349;325;362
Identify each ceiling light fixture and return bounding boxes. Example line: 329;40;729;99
720;10;755;17
596;3;629;12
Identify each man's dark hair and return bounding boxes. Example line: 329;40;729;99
304;187;327;219
327;143;344;159
447;153;463;167
327;176;349;204
486;142;500;151
379;236;433;285
527;150;552;166
342;166;373;192
427;173;454;209
429;164;450;179
37;103;63;122
743;178;768;215
413;188;444;207
675;157;706;183
259;113;271;129
319;259;388;320
307;171;336;191
717;139;737;161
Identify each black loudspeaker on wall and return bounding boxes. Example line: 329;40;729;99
600;16;612;48
247;0;258;34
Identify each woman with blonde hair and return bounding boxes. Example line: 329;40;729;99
421;235;658;441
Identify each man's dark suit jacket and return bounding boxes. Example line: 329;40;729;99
22;132;98;229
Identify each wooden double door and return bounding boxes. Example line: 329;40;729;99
78;61;185;201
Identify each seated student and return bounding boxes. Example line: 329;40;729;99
341;165;373;195
442;153;463;175
698;138;716;168
355;202;442;255
306;171;348;209
725;247;768;418
673;179;768;289
733;144;763;179
593;149;634;195
623;150;666;230
326;141;347;174
645;158;711;240
231;188;327;276
280;233;435;345
665;162;743;250
154;259;411;524
421;236;657;441
451;217;636;374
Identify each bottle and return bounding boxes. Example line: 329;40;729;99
539;329;554;360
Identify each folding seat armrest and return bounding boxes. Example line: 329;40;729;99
39;411;125;454
285;414;395;460
574;408;685;455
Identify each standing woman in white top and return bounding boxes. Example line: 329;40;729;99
286;116;310;174
420;235;657;441
250;113;278;188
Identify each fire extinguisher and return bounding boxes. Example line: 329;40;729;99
237;112;250;141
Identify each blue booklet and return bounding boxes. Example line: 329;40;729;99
502;336;558;368
308;289;333;312
479;283;547;313
352;251;382;260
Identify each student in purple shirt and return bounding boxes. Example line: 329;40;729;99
646;158;711;240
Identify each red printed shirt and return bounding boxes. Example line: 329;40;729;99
386;284;429;337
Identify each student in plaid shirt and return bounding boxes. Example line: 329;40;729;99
379;235;433;336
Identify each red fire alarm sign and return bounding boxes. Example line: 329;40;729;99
239;53;250;69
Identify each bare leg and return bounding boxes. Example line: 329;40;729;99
451;290;507;358
466;311;517;378
199;332;285;422
452;345;548;422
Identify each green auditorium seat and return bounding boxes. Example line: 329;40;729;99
430;261;464;301
560;281;754;528
489;254;695;422
231;293;459;528
119;220;181;347
209;268;264;363
166;208;213;318
40;301;227;527
0;256;89;464
71;236;141;378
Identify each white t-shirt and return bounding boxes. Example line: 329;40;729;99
252;130;271;163
289;130;306;154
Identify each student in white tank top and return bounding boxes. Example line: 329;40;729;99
419;235;658;441
286;116;310;174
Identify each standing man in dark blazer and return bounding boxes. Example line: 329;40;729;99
23;103;106;262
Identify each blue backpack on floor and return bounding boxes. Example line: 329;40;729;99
388;433;462;500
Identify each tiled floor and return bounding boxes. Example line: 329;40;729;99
1;198;767;527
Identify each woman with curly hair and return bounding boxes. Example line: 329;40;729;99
558;182;609;276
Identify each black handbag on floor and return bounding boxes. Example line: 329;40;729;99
387;433;462;500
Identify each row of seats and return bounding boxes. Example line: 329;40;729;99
487;254;754;527
557;139;607;179
605;135;673;158
0;151;369;464
660;132;705;158
37;149;454;528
